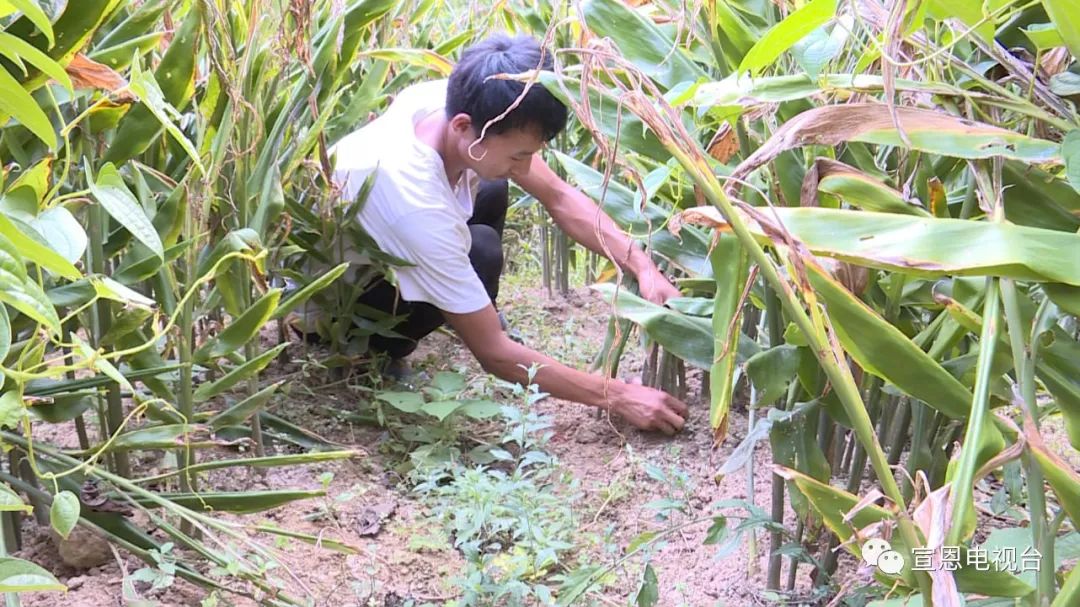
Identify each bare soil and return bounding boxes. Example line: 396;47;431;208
13;283;874;607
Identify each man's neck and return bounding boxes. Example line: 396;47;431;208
415;112;465;186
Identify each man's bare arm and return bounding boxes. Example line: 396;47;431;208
442;303;687;434
513;155;680;304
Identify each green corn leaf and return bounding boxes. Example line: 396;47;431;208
137;450;359;480
1028;433;1080;529
252;524;358;554
270;263;348;321
97;424;217;452
0;557;66;592
773;466;891;547
103;2;202;167
195;289;282;363
193;343;288;403
739;0;837;76
49;490;80;540
87;163;164;258
592;283;759;370
678;206;1080;285
133;490;324;514
808;158;930;216
710;235;749;439
581;0;706;90
207;381;282;430
1053;563;1080;607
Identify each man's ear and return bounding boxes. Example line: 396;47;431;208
448;113;474;136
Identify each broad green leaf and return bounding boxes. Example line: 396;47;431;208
376;391;425;413
1051;72;1080;96
676;206;1080;286
192;344;288;403
581;0;706;90
0;234;60;333
72;333;134;393
29;206;88;264
1042;0;1080;59
421;400;465;421
634;563;659;607
133;490;324;514
430;371;465;395
0;64;55;148
0;483;30;513
0;32;71;90
739;0;837;76
0;389;20;430
99;306;153;346
49;490;80;540
1064;130;1080;195
127;57;206;176
195;289;282;362
0;557;65;592
87;163;164;258
459;399;502;420
1022;23;1065;50
791;17;850;79
207;381;282;430
928;0;994;43
269;262;348;320
26;393;93;424
746;345;801;408
0;213;79;279
91;275;157;308
0;304;9;363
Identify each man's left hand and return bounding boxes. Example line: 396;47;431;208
638;268;680;306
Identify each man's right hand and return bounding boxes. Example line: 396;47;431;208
606;382;689;435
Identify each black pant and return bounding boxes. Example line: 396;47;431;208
360;179;508;359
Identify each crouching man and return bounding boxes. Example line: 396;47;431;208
330;34;688;434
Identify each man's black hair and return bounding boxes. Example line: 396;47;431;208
446;33;568;142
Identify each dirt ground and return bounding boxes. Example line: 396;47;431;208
12;281;890;607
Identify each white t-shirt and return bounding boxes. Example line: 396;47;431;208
330;80;490;315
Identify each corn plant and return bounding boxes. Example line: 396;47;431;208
542;0;1080;604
